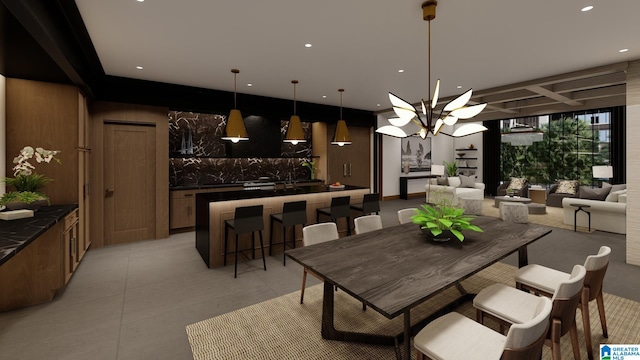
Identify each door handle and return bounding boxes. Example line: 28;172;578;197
105;188;114;198
343;163;347;177
349;163;352;176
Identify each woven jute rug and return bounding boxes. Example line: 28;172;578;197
186;262;640;359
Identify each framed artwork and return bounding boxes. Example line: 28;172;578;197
401;136;432;173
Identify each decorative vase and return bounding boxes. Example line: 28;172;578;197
421;228;453;242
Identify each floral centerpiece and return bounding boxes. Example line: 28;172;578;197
411;198;483;242
1;146;61;208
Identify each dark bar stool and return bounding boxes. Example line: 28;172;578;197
350;193;380;215
270;200;307;266
316;196;351;236
223;205;266;278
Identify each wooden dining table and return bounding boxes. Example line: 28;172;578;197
285;216;552;360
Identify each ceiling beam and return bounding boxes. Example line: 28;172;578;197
525;85;583;106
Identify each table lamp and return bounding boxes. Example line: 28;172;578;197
592;165;613;184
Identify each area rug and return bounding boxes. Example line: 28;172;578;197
186;262;640;359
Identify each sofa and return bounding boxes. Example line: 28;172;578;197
546;181;580;207
497;177;529;197
562;185;627;234
425;175;485;205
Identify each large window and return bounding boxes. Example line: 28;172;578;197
499;109;613;186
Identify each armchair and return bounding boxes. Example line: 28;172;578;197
496;177;529;197
547;181;580;207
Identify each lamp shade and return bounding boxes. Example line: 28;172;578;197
283;115;306;144
331;120;352;146
222;109;248;143
431;164;445;176
592;165;613;179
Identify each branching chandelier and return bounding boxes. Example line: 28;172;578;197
376;1;488;139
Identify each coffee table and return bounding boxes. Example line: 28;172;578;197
494;195;532;207
286;217;552;359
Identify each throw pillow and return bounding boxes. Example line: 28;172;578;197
436;177;449;186
579;186;611;201
605;189;627;202
448;177;461;188
429;178;438;185
508;177;527;190
556;180;579;195
459;175;476;188
603;182;626;192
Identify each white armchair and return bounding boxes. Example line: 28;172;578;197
424;177;485;205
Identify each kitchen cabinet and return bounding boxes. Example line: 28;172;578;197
62;209;80;284
327;125;371;187
170;190;196;229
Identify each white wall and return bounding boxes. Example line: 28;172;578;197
0;74;5;199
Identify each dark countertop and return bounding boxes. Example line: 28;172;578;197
0;204;77;266
195;184;367;202
170;179;324;191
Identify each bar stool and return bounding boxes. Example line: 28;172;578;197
316;196;351;236
350;193;380;215
224;204;266;278
270;200;307;266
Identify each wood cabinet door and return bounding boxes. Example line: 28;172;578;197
327;125;371;187
104;123;156;245
170;195;195;229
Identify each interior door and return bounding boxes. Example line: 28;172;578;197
327;125;371;187
104;123;156;245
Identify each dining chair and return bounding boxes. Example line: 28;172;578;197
350;193;380;215
354;214;383;235
514;246;611;360
300;223;339;304
269;200;307;266
397;208;417;224
414;296;552;360
473;265;586;360
223;204;266;278
316;196;351;236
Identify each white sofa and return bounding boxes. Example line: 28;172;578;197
424;179;485;206
562;197;626;234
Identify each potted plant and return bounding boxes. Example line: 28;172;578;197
443;160;458;177
302;160;317;180
1;146;60;210
411;200;483;242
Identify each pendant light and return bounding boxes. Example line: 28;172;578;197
283;80;306;145
331;89;352;146
222;68;248;143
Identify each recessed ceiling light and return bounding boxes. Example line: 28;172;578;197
377;104;381;107
136;66;143;70
136;0;144;2
398;69;405;73
305;43;312;48
456;85;462;89
322;95;327;98
247;83;253;87
581;5;593;12
619;48;629;53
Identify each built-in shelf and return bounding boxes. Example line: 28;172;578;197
456;157;477;160
459;166;478;169
455;148;477;151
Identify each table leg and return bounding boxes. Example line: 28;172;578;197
518;246;529;267
574;208;578;232
404;310;411;360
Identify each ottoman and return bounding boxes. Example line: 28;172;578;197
499;202;529;223
459;197;483;215
527;203;546;214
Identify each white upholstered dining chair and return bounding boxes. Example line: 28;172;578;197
514;246;611;360
354;214;383;235
299;223;339;304
414;296;552;360
397;208;417;224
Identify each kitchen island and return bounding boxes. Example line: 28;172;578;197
195;185;369;268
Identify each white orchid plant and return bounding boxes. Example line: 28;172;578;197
1;146;61;205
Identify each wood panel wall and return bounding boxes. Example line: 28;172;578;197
89;101;169;248
627;59;640;266
5;79;79;205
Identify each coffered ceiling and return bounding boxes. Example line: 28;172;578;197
73;0;639;118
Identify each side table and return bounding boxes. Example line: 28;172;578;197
528;188;547;204
570;203;591;232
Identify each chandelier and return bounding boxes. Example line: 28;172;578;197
376;1;488;139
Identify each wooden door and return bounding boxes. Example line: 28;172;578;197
104;123;156;245
327;125;371;187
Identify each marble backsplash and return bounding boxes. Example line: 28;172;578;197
170;157;312;186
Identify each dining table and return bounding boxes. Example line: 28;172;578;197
285;216;552;360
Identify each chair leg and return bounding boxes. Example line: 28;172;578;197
223;224;229;266
252;232;256;259
282;225;287;266
259;230;266;271
234;234;239;278
300;269;308;304
476;309;483;324
569;322;580;360
596;291;608;338
347;216;351;236
581;289;594;360
550;318;562;360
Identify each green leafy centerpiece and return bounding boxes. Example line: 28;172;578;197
1;146;60;210
411;201;483;242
